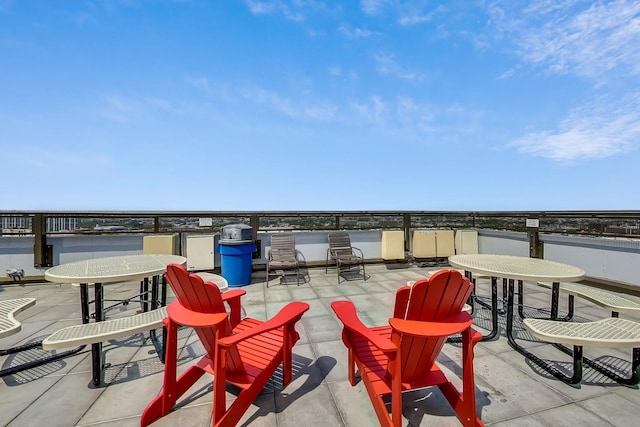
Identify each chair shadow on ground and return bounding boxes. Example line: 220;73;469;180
386;347;492;425
267;270;309;287
103;326;197;386
152;351;336;426
264;256;311;287
337;268;370;283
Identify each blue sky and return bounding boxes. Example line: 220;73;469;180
1;0;639;211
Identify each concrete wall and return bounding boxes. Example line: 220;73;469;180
477;230;640;287
477;230;529;257
541;234;640;285
2;229;639;287
0;235;143;279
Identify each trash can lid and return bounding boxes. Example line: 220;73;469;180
220;223;253;245
219;239;254;245
221;223;252;230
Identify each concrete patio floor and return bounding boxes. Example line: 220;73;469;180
2;263;640;426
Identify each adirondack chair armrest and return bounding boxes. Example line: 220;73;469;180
331;300;397;353
218;301;309;348
389;312;474;338
221;289;245;326
221;289;246;301
166;301;229;328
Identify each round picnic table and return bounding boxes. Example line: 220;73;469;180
448;254;585;283
193;272;229;292
44;254;186;385
448;254;585;381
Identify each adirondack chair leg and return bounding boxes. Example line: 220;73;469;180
213;347;227;425
213;355;283;427
390;369;402;427
436;328;483;426
141;318;178;426
463;328;482;426
348;349;356;385
358;370;394;427
282;325;294;386
141;319;207;426
342;330;357;386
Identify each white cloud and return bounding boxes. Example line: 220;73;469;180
338;24;378;38
360;0;390;15
349;96;387;126
397;4;446;26
244;0;330;22
245;0;277;15
346;94;481;142
360;1;446;26
329;65;342;76
487;0;640;79
240;84;339;121
97;94;183;122
497;64;521;80
374;52;422;80
511;93;640;161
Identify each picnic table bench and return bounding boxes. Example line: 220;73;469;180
538;281;640;317
523;316;640;385
1;298;83;377
42;306;168;350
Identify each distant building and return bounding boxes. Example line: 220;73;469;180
0;216;79;233
47;217;80;232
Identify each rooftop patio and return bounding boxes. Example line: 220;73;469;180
2;263;640;426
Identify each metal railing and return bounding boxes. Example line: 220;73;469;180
2;210;640;267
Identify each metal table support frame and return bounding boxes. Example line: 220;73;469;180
464;272;577;344
80;274;168;386
465;275;500;342
505;280;640;386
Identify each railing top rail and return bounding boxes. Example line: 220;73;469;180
2;210;640;218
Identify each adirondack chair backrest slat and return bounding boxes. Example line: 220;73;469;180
165;264;243;373
391;270;472;383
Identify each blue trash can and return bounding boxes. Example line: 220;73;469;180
217;224;256;287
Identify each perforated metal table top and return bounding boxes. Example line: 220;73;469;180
44;254;187;284
448;254;585;282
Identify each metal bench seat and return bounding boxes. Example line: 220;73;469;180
523;317;640;385
43;306;168;350
524;317;640;347
0;298;36;339
538;281;640;317
2;297;86;377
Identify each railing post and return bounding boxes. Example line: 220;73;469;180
526;218;542;258
33;214;52;267
153;217;160;233
250;214;261;259
250;214;260;238
403;213;411;252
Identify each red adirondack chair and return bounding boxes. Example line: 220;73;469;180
141;264;309;426
331;269;484;427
